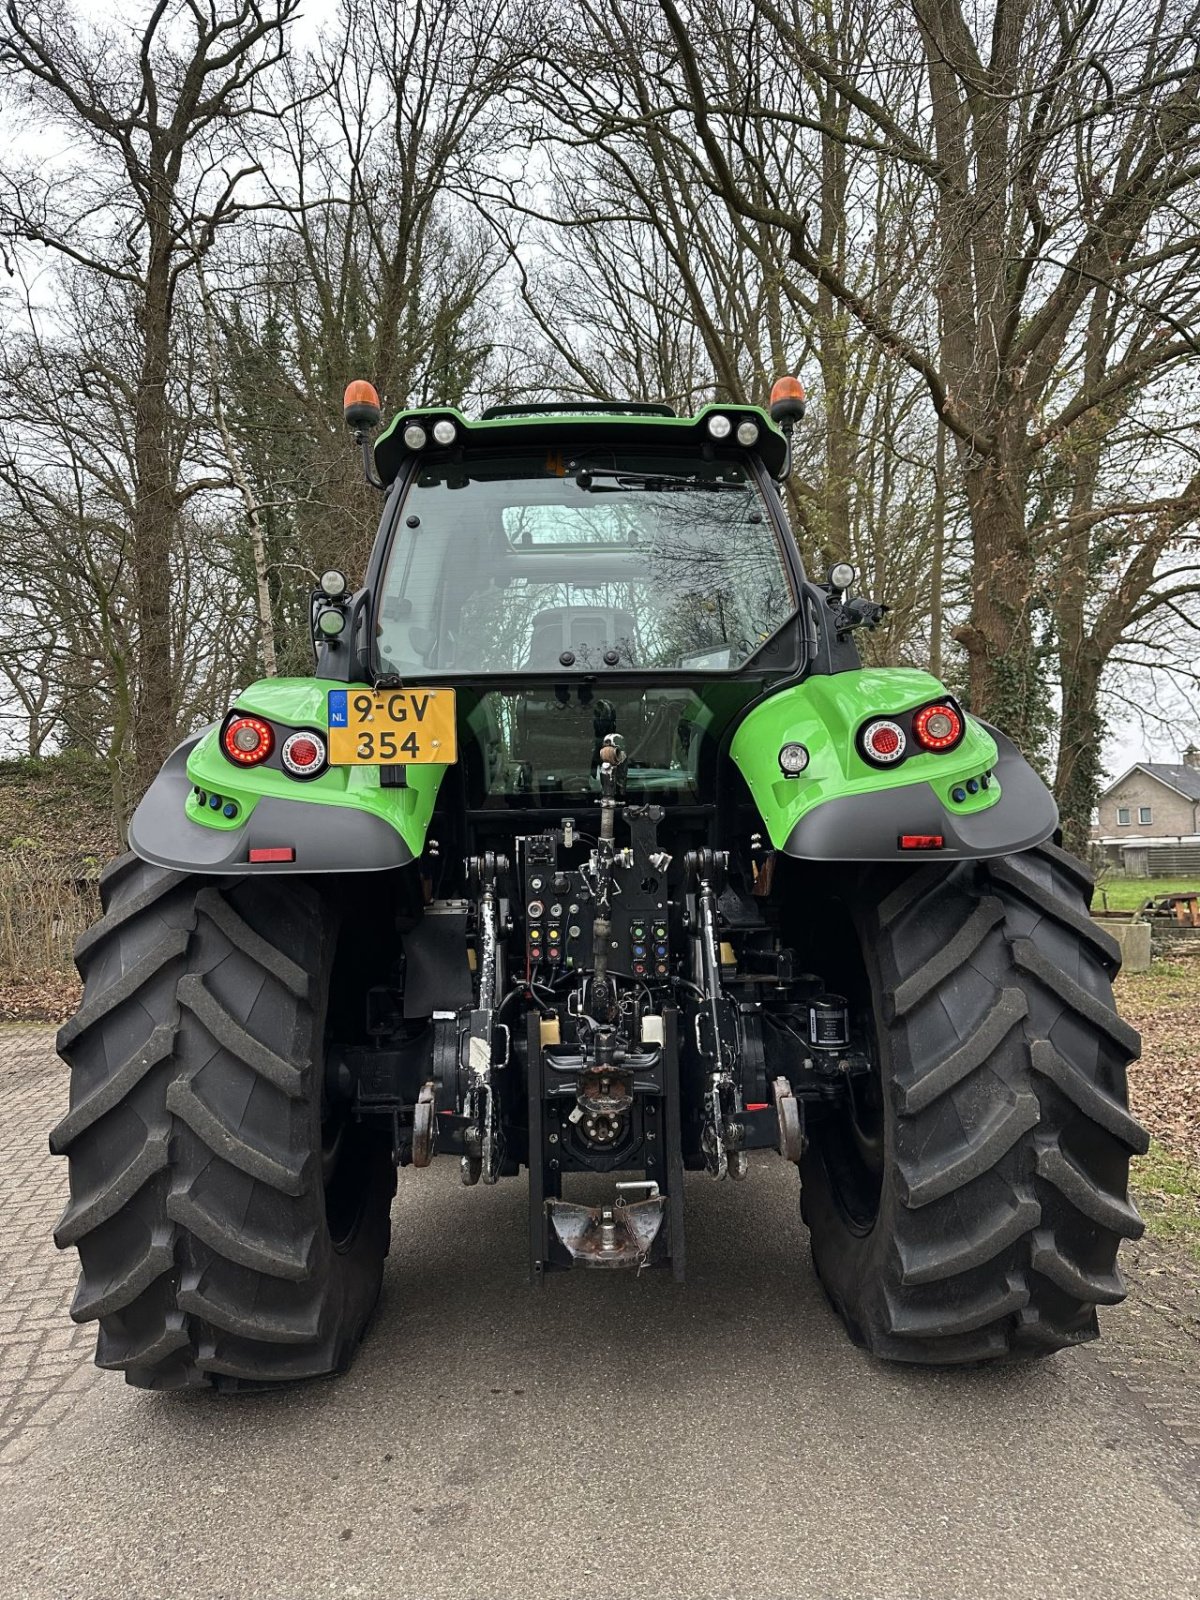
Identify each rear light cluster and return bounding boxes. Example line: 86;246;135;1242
912;703;963;750
220;713;327;779
861;719;906;764
281;731;327;777
859;700;964;768
223;715;273;765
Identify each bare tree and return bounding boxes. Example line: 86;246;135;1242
0;259;259;828
514;1;1200;752
0;0;295;795
197;0;530;628
501;0;961;666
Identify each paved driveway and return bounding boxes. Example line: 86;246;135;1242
1;1024;1197;1600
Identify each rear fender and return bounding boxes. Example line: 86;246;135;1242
730;670;1057;862
128;678;448;875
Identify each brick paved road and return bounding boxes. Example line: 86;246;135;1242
0;1028;101;1476
1;1024;1198;1599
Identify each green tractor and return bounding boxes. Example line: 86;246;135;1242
53;381;1147;1388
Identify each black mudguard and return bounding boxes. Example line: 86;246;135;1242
128;732;416;875
781;726;1058;862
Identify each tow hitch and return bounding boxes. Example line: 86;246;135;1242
547;1183;667;1270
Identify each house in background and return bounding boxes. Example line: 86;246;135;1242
1092;745;1200;876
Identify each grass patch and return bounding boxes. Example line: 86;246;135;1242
1131;1140;1200;1264
1117;958;1200;1005
1094;876;1200;912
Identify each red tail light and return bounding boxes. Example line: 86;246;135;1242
861;719;906;764
222;715;273;766
899;834;944;850
248;846;296;863
281;730;327;778
912;702;964;752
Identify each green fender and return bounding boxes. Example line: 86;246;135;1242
128;678;448;874
730;670;1058;862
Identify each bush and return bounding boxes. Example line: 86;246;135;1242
0;860;100;975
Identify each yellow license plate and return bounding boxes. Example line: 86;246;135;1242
327;688;457;766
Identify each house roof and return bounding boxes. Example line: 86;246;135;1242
1100;762;1200;803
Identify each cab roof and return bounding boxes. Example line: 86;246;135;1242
373;401;788;485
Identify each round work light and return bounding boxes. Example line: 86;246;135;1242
778;742;810;776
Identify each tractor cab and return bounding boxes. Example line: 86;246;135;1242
365;417;805;811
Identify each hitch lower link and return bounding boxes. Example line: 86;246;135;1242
460;853;510;1186
686;850;747;1181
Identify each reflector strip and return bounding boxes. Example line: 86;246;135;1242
745;1102;770;1111
248;847;295;863
899;835;944;850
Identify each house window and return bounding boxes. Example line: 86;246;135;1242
1139;806;1152;825
1117;807;1131;826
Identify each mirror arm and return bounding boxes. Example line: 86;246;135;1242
773;416;794;481
355;427;385;492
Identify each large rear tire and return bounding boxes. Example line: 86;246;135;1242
52;854;395;1389
800;841;1148;1364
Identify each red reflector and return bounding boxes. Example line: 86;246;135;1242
899;835;944;851
288;737;319;767
248;847;295;863
281;729;328;776
746;1102;769;1111
861;718;906;764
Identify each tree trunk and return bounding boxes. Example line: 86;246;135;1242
199;272;278;678
929;417;946;680
131;224;178;800
956;436;1044;755
1054;655;1105;858
814;82;852;565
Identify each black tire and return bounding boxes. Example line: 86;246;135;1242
800;841;1148;1364
51;853;395;1390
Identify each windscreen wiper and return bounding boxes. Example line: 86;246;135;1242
574;467;746;493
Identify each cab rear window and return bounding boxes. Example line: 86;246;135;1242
376;451;797;675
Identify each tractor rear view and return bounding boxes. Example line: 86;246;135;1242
52;382;1146;1388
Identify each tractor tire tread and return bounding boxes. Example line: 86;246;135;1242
802;842;1145;1364
53;856;393;1389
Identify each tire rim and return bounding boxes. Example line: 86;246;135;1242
846;1073;885;1177
321;1109;367;1253
816;971;887;1235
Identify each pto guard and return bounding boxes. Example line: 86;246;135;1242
731;669;1057;862
128;678;448;874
